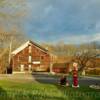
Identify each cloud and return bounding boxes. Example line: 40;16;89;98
24;0;100;34
0;0;100;44
62;33;100;44
0;0;29;32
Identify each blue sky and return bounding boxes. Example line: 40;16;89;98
0;0;100;44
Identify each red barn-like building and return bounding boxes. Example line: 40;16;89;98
52;63;70;74
11;40;51;73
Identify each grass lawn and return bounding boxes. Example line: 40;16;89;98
0;79;100;100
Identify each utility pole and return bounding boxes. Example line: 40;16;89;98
8;36;13;73
50;54;55;74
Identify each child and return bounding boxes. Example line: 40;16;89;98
59;75;66;85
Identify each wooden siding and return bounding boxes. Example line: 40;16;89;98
11;43;50;72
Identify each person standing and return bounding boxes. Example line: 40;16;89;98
72;62;79;88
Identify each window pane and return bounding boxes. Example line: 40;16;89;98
28;56;32;63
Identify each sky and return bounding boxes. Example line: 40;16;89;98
0;0;100;44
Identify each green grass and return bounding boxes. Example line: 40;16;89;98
0;79;100;100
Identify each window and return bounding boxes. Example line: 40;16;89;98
33;56;40;61
41;56;44;59
29;46;32;53
28;56;32;63
28;65;32;72
20;64;24;72
19;56;27;62
33;61;40;64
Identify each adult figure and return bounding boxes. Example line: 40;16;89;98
72;62;79;88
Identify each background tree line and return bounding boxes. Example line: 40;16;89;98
42;41;100;72
0;0;28;73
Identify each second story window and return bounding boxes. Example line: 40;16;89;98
41;56;44;60
29;45;32;53
28;56;32;63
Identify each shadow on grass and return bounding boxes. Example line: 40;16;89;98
55;83;100;100
0;87;11;100
31;73;100;100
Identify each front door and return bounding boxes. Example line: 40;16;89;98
20;64;24;72
29;65;32;72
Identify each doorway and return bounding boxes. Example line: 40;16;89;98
20;64;24;72
28;65;32;72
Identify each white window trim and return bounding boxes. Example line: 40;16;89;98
33;61;40;64
29;45;32;53
20;64;24;72
28;65;32;72
28;56;32;63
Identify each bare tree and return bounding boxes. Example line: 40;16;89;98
74;43;99;71
0;0;29;73
0;32;27;73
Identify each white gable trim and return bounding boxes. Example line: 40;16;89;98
12;41;29;55
11;40;48;55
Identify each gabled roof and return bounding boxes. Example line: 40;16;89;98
11;40;48;55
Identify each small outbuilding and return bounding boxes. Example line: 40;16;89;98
52;63;70;73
